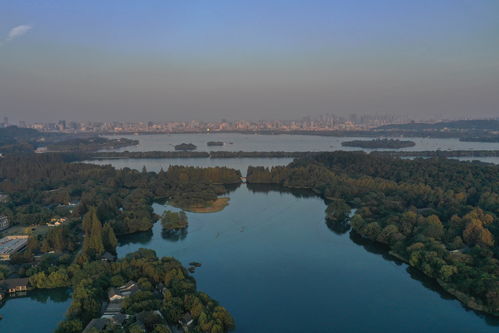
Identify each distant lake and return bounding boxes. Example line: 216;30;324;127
0;288;71;333
92;133;499;173
117;185;499;333
103;133;499;153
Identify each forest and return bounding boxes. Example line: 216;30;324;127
29;248;234;333
0;154;240;234
0;154;240;332
247;152;499;316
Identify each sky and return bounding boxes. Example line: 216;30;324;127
0;0;498;122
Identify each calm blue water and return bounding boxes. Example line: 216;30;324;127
93;134;499;172
117;185;499;333
0;289;71;333
103;133;499;152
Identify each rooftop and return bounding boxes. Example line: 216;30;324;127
0;278;29;290
82;318;109;333
0;236;29;256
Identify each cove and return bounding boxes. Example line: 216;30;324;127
117;184;499;333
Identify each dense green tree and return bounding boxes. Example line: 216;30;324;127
55;319;83;333
102;222;118;254
161;210;188;231
418;215;444;240
325;199;351;223
82;212;105;257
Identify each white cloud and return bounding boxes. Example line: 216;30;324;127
7;25;32;41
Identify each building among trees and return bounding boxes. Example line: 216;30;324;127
0;215;10;231
0;235;29;260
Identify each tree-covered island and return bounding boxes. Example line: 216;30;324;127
174;143;197;151
206;142;224;147
161;211;188;231
165;166;239;213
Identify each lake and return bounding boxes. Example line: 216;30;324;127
92;133;498;173
3;133;498;333
103;133;499;152
117;184;499;333
0;289;71;333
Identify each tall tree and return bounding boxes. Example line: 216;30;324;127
102;223;118;254
82;211;105;257
82;207;98;235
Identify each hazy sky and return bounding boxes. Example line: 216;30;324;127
1;0;498;122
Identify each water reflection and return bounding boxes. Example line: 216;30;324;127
325;219;351;235
28;288;72;304
119;229;153;245
223;183;241;194
0;288;72;333
246;183;317;198
162;228;188;242
348;230;499;326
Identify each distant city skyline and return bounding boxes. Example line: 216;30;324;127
5;114;499;135
2;113;498;127
1;1;498;121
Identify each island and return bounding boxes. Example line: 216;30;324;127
207;141;224;147
174;143;197;151
341;138;416;149
161;210;188;231
172;197;230;213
